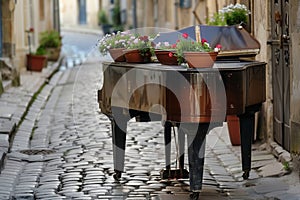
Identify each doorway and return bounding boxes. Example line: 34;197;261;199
78;0;87;24
270;0;291;151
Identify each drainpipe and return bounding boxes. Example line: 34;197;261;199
174;0;179;30
53;0;60;34
132;0;137;28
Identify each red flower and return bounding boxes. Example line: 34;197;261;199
216;44;222;49
176;39;180;43
171;44;177;48
182;33;189;39
139;35;149;42
168;52;173;57
29;27;34;32
201;38;207;44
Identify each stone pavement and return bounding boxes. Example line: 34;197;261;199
0;30;299;200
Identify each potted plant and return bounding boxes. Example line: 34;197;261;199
98;31;133;62
27;46;48;72
98;9;112;35
39;30;62;61
124;35;155;63
175;33;221;68
25;27;47;72
154;42;179;65
208;3;250;26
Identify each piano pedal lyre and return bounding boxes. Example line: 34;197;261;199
160;168;189;179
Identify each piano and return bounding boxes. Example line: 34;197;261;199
97;25;266;199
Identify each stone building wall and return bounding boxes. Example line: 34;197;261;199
290;0;300;154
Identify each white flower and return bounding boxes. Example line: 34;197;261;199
164;42;170;47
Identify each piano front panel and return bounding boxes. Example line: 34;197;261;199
99;61;266;122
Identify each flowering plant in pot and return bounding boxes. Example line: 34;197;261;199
175;33;221;68
208;3;250;26
154;42;179;65
98;31;133;62
25;28;47;72
124;35;154;63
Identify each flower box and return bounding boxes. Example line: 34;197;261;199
155;50;179;65
184;51;218;68
108;48;126;62
123;49;152;63
26;54;47;72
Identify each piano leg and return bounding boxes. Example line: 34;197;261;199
180;123;208;195
111;110;128;181
178;127;185;172
239;113;255;179
164;121;172;171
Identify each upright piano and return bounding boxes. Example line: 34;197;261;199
98;25;266;199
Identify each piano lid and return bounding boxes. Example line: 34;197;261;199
153;25;261;58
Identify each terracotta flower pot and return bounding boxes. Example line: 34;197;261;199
45;47;61;61
26;54;47;72
108;48;126;62
155;50;179;65
226;115;241;146
184;51;218;68
123;49;152;63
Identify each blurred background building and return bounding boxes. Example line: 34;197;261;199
0;0;300;157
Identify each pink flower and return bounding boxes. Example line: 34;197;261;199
216;44;222;49
171;44;177;48
168;52;173;57
182;33;189;39
201;38;207;44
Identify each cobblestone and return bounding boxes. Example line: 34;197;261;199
0;31;299;200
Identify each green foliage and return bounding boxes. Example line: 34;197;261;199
207;3;249;26
175;33;215;64
35;46;46;55
98;31;134;55
98;10;109;25
39;30;61;48
127;35;155;57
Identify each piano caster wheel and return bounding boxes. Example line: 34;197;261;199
190;192;199;200
113;170;122;181
242;170;250;180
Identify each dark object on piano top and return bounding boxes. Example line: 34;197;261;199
153;25;261;58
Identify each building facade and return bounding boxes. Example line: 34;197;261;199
54;0;300;155
0;0;58;94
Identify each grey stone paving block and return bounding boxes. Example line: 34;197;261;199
253;180;289;194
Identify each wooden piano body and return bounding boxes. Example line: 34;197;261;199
97;25;266;198
98;61;266;188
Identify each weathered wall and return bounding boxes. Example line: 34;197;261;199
290;0;300;154
252;0;273;142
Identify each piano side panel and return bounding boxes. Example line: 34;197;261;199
221;70;246;115
245;64;266;106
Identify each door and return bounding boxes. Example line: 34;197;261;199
0;2;2;57
78;0;87;24
270;0;291;151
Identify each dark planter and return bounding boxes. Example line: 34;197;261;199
123;49;152;63
101;24;112;35
155;50;179;65
26;54;47;72
184;52;218;68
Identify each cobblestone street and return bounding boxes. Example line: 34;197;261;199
0;31;299;200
